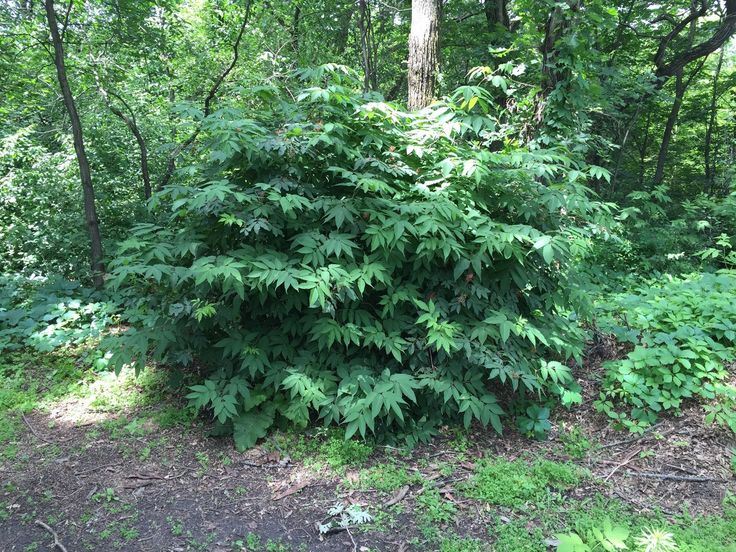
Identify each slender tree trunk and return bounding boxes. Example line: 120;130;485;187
98;84;152;200
653;70;685;186
638;111;652;187
358;0;376;92
291;6;301;60
45;0;104;287
407;0;440;110
704;47;724;194
653;56;706;186
653;19;705;186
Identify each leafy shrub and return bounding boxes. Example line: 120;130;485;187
595;271;736;432
354;463;420;493
107;65;610;448
318;435;373;467
590;186;736;275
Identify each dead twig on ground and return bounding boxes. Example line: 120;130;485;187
603;447;642;482
624;470;720;482
346;526;357;552
599;423;664;450
74;461;122;476
22;414;57;445
35;519;69;552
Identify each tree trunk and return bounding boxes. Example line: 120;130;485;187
637;111;652;187
484;0;509;32
45;0;104;287
653;70;685;186
98;83;152;200
704;47;724;194
407;0;440;110
358;0;377;92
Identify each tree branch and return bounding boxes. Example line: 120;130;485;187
158;0;253;190
655;0;736;81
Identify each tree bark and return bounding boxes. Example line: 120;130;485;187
358;0;377;92
654;0;736;84
407;0;440;110
45;0;104;287
637;111;652;187
653;19;706;187
704;47;724;194
484;0;509;32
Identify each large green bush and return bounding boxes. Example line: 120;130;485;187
107;66;610;448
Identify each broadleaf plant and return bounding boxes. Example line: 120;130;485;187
105;66;611;449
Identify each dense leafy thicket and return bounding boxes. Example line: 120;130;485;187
0;128;144;280
0;275;116;354
595;271;736;432
106;68;611;447
590;186;736;274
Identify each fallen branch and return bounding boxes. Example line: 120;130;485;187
624;470;720;482
35;520;69;552
346;526;357;552
22;413;55;444
598;423;664;450
603;447;641;482
74;461;122;476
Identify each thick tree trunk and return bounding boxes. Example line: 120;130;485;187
45;0;104;287
484;0;509;32
407;0;440;110
704;47;724;194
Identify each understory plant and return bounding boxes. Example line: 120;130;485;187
106;65;611;448
595;271;736;432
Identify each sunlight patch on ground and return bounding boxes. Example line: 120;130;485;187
39;367;159;428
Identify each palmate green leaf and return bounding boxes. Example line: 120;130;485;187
233;407;275;451
555;533;590;552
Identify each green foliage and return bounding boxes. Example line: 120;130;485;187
438;536;485;552
595;271;736;432
560;426;593;459
106;66;609;448
517;404;553;440
354;463;420;493
318;435;374;468
415;487;457;525
0;275;118;354
594;187;736;275
556;519;629;552
462;457;582;508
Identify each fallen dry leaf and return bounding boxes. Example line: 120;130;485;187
384;485;409;507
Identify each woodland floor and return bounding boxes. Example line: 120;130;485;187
0;347;735;552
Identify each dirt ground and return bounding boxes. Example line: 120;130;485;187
1;347;735;551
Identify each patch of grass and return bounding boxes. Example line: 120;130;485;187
439;535;485;552
353;463;421;493
152;405;197;428
462;457;583;508
319;435;373;468
415;487;456;525
490;518;546;552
